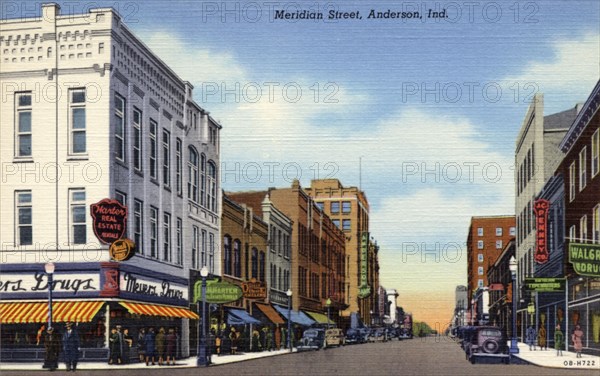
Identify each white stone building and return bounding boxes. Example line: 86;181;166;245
0;3;221;361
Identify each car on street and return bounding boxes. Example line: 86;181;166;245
345;328;369;344
370;327;388;342
297;328;326;351
464;326;509;364
325;328;345;347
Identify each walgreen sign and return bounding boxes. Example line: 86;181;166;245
193;279;243;304
524;278;566;292
569;243;600;277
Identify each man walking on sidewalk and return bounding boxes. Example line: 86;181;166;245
554;325;564;356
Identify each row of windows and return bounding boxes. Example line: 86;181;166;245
270;264;290;292
222;235;265;282
517;143;535;195
569;204;600;243
569;130;599;202
476;226;515;237
297;267;343;300
477;240;504;250
269;226;290;258
332;218;351;231
113;93;218;212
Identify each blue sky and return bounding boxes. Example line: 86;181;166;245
9;0;599;326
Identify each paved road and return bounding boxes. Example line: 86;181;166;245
2;337;596;375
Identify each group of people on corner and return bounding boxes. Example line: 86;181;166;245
525;324;585;357
107;325;133;365
43;322;80;372
136;327;178;366
212;325;292;356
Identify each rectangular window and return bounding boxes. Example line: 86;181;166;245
332;219;340;229
150;206;158;258
70;89;86;154
342;219;351;231
134;199;143;255
163;212;171;262
580;215;587;243
114;94;125;161
176;217;182;265
201;230;207;268
316;202;324;211
342;201;351;213
70;189;86;244
192;225;199;269
162;129;170;187
478;254;483;262
149;119;158;179
509;227;516;236
115;190;126;205
569;225;576;242
209;233;215;273
495;227;502;236
331;201;340;214
496;240;503;249
569;162;576;201
592;129;599;177
593;204;600;242
477;227;483;236
16;191;32;245
477;240;484;249
478;266;484;275
16;93;32;157
579;147;587;191
176;138;182;195
478;279;484;288
132;108;142;171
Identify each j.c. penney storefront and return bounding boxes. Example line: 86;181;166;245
0;261;197;362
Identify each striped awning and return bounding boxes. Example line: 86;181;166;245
119;302;198;320
0;301;104;324
255;303;285;325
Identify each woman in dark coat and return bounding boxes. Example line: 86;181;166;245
155;327;166;365
165;328;177;365
144;328;156;366
44;327;61;371
62;322;80;372
137;328;146;362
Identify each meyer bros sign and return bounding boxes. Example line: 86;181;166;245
569;243;600;277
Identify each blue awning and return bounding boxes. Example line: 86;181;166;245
227;308;261;325
273;305;315;327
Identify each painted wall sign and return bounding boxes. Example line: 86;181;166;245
241;278;267;299
194;279;243;304
109;238;136;261
534;199;550;264
121;272;187;301
524;278;566;292
90;199;128;244
569;243;600;277
0;272;99;295
358;232;371;299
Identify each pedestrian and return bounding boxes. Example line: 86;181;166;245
572;324;584;358
44;327;60;371
144;328;156;366
108;327;122;364
274;324;281;350
122;328;133;364
266;326;274;351
62;322;80;372
137;328;146;362
537;326;547;350
252;328;261;352
526;325;536;351
155;327;166;366
554;325;564;356
166;328;177;365
214;330;222;356
229;327;238;355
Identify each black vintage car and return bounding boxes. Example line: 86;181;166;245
297;328;326;351
463;326;510;364
345;328;369;344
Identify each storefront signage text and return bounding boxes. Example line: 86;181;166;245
91;199;128;244
569;243;600;277
241;278;267;299
0;272;99;295
358;232;371;299
195;279;243;304
524;278;566;292
534;199;550;264
121;272;186;300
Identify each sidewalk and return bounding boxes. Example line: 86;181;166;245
0;348;295;371
512;342;600;370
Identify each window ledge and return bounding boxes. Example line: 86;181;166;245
12;157;34;163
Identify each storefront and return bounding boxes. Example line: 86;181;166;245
0;262;197;362
567;276;600;355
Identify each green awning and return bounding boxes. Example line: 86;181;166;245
305;310;334;325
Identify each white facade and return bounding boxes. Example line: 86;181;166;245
386;289;399;323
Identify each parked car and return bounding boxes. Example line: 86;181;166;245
325;328;345;347
297;328;326;351
464;326;509;364
458;326;477;350
345;328;369;344
370;327;388;342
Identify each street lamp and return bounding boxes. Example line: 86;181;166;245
509;256;519;355
45;262;55;329
197;266;209;366
286;289;292;352
326;298;332;329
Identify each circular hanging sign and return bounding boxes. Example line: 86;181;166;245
109;238;136;261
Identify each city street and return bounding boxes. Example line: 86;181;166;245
2;337;597;376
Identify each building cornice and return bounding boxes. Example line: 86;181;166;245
559;79;600;153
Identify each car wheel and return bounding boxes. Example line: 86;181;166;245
482;339;499;354
469;355;476;364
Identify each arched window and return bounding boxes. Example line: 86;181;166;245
223;235;232;275
207;160;217;212
234;239;241;278
187;147;199;202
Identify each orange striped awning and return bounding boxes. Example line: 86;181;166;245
0;301;104;324
255;303;285;325
119;302;199;320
